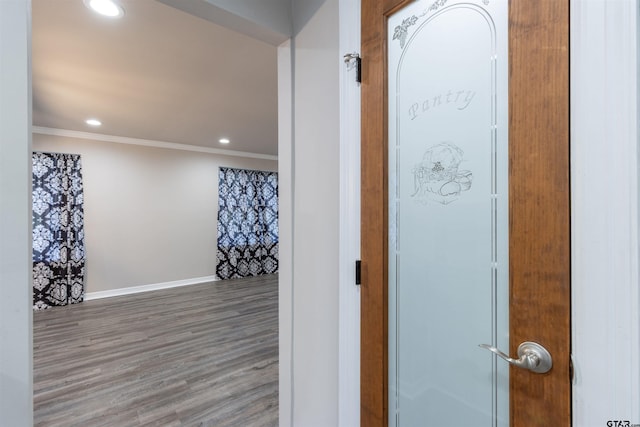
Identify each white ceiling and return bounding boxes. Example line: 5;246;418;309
32;0;279;156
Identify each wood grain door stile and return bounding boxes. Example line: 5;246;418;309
360;1;571;426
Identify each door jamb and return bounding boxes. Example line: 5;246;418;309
337;0;362;425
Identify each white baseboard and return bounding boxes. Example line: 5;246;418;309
84;275;218;301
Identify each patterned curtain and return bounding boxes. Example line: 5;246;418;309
32;152;86;310
216;167;278;279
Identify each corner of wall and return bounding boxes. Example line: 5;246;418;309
277;37;294;427
285;0;342;425
0;0;34;425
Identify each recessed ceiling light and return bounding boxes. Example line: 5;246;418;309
219;138;230;144
83;0;125;18
85;118;102;126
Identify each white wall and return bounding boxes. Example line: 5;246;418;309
158;0;290;46
0;0;32;425
279;0;341;425
204;0;291;37
292;0;329;35
33;133;277;295
571;0;640;424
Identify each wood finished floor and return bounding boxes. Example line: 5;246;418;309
33;274;278;427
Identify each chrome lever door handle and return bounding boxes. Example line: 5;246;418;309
479;342;552;374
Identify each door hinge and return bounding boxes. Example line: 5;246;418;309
343;52;361;84
355;260;361;285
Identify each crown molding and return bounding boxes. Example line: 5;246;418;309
31;126;278;161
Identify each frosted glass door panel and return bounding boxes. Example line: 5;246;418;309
388;1;508;426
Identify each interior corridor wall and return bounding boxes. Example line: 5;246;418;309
0;0;32;424
288;0;340;425
33;134;277;295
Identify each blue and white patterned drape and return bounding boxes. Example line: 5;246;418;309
216;167;278;280
32;152;86;310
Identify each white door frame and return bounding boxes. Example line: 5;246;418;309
337;0;361;426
